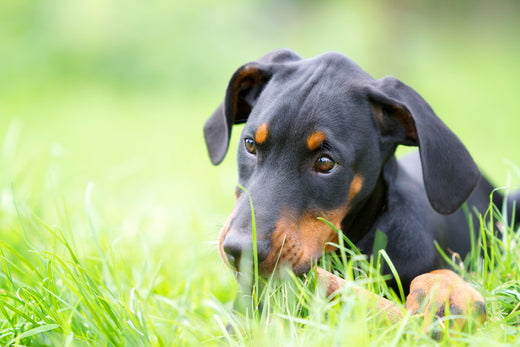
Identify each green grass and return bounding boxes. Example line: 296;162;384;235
1;167;519;345
1;1;520;345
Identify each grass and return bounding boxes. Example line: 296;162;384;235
1;169;519;345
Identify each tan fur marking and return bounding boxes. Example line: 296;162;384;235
259;208;346;274
259;175;364;274
306;131;327;151
255;123;269;144
406;269;486;328
371;103;417;142
347;175;363;204
229;65;262;117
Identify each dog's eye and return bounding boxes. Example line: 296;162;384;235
314;156;336;173
244;138;256;154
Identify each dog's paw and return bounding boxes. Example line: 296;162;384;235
405;269;486;327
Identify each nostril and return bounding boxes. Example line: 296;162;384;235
223;236;271;269
225;253;236;269
223;242;242;269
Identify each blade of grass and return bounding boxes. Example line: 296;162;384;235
379;250;405;303
7;323;60;345
0;247;14;292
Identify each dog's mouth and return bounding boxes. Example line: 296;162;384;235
219;217;340;278
221;241;313;277
255;231;323;277
227;250;316;280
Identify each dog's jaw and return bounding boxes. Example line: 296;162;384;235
218;174;365;276
217;209;340;275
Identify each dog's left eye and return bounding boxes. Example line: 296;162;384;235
314;156;336;173
244;138;256;154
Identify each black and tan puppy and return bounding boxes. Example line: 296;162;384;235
204;49;519;318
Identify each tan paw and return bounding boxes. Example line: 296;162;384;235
405;269;486;328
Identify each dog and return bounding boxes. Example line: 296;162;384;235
203;49;519;320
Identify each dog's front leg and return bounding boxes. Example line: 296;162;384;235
315;267;403;322
315;267;486;328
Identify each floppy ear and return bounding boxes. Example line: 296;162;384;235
368;76;480;214
203;48;302;165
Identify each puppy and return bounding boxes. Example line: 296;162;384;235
204;48;519;320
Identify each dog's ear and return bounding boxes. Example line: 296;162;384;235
204;49;302;165
368;76;480;214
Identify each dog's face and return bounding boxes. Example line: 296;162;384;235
225;58;383;275
205;49;479;277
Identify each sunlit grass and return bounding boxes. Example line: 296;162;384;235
0;63;519;346
1;153;519;345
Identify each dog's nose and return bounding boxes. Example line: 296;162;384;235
223;237;269;270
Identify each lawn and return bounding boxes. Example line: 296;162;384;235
0;1;519;345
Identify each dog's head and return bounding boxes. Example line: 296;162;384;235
204;49;479;276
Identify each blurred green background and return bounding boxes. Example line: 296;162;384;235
1;0;519;309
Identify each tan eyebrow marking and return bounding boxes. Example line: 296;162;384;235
306;131;327;151
255;123;269;144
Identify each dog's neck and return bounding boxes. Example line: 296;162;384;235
340;169;388;245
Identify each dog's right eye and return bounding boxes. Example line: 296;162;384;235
314;155;337;173
244;138;256;154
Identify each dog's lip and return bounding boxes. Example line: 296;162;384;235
229;258;315;279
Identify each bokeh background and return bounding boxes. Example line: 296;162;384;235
0;0;519;342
